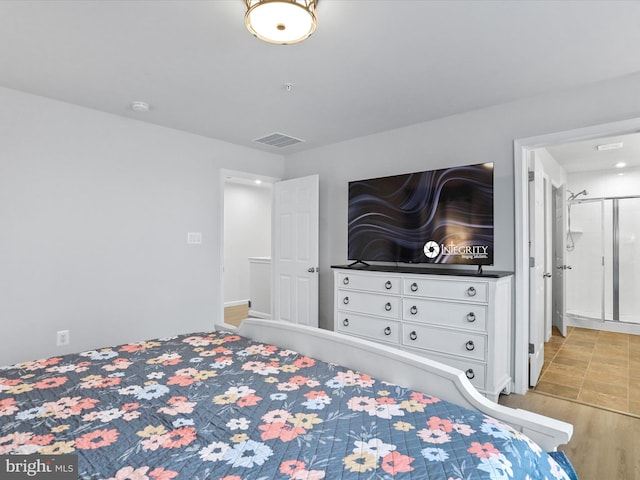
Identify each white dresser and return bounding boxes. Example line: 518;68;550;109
333;267;513;401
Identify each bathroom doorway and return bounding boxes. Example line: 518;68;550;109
514;118;640;396
525;131;640;415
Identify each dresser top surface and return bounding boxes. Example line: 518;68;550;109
331;264;513;279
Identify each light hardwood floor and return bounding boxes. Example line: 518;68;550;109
500;390;640;480
223;304;249;327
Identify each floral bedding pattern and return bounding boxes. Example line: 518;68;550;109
0;330;571;479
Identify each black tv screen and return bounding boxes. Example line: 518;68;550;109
348;163;494;265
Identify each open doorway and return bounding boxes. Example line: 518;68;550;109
222;170;277;326
515;119;640;415
514;117;640;394
220;171;320;329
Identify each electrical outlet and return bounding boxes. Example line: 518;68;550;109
56;330;70;347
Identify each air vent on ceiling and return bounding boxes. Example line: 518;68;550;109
254;132;304;148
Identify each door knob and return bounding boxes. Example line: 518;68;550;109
543;273;552;278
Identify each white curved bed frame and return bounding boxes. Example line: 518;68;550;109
225;318;573;452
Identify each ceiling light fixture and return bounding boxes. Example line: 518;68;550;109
245;0;317;45
615;162;627;168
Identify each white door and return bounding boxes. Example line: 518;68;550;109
552;185;567;337
528;156;545;387
272;175;319;327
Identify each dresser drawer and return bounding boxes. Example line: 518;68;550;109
402;323;487;361
336;312;400;344
337;289;401;319
403;277;488;303
402;298;487;332
405;347;487;391
337;272;401;294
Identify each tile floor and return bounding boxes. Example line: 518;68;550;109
534;326;640;417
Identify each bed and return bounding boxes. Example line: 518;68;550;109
0;318;576;479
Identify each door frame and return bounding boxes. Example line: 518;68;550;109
551;182;567;337
513;117;640;394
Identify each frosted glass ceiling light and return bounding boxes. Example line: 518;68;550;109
245;0;317;45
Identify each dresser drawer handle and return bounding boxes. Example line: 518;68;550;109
384;326;392;336
343;297;349;305
409;331;417;341
410;305;418;315
465;369;475;380
385;280;392;290
410;282;418;292
384;302;392;311
343;318;349;327
343;276;349;285
467;286;477;297
467;312;476;322
465;340;475;351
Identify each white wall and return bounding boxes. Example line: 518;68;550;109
536;148;567;187
223;181;272;304
283;72;640;332
568;166;640;199
0;86;284;366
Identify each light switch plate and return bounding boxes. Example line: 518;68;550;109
187;232;202;244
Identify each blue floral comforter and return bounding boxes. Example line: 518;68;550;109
0;330;572;479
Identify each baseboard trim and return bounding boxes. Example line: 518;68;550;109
224;299;249;308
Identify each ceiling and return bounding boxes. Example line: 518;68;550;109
2;1;640;155
546;132;640;174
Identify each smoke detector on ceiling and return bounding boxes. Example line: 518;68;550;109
130;101;151;113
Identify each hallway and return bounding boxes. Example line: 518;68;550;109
534;326;640;417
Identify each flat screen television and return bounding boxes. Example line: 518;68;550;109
348;163;494;265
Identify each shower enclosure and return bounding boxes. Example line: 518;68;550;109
565;195;640;324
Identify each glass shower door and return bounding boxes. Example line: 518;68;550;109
565;200;604;321
618;197;640;324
